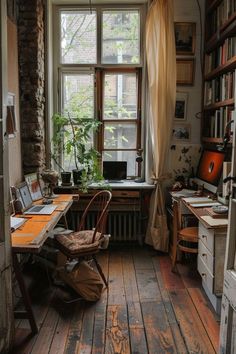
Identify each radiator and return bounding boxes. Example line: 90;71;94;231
72;211;142;242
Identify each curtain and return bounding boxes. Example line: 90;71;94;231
145;0;176;252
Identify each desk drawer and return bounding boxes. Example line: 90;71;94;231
198;239;214;274
198;223;214;253
198;255;214;293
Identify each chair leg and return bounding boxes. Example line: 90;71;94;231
93;256;108;288
171;246;178;272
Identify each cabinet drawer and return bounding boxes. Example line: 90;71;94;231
198;223;214;253
198;255;213;293
198;239;214;274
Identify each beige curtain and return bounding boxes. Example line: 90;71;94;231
145;0;176;252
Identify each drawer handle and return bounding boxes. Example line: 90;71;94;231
201;235;207;239
201;273;206;277
202;253;207;257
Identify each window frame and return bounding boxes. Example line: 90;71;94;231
53;4;144;178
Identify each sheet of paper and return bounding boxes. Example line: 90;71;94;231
182;197;213;203
171;189;196;198
190;202;221;208
10;216;27;230
201;215;228;226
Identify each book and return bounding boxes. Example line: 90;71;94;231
10;216;27;231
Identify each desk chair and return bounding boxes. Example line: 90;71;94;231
54;190;112;287
172;200;198;272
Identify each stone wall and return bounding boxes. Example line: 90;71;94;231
18;0;45;173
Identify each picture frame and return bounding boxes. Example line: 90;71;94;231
18;182;33;210
7;92;17;138
173;123;191;141
174;22;196;55
175;92;188;121
24;173;43;201
176;59;195;86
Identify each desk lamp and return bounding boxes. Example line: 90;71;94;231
135;149;144;183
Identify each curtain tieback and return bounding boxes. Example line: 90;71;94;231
152;173;172;185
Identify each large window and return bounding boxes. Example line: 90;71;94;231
54;6;143;177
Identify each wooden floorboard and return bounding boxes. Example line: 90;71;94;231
11;245;219;354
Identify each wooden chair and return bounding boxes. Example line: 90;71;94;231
54;190;112;287
171;200;198;272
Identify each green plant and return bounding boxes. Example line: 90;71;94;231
52;112;103;191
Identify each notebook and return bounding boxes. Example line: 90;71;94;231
103;161;127;182
18;182;58;215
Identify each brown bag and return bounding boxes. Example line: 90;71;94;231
59;261;103;301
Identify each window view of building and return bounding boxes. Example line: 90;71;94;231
55;7;142;177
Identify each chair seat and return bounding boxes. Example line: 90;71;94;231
55;230;102;255
179;226;198;242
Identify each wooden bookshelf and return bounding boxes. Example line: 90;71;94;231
202;0;236;144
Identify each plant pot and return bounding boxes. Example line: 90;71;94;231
72;169;82;185
61;171;72;186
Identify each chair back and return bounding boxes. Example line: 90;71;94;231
78;190;112;243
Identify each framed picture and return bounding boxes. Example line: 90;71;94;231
18;182;33;209
24;173;43;201
7;92;17;138
176;59;195;85
174;22;196;55
173;124;191;141
175;92;188;121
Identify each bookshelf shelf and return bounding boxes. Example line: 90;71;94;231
205;56;236;80
203;0;236;143
204;98;234;110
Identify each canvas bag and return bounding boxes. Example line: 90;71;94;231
59;260;103;301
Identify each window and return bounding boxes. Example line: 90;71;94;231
54;6;143;177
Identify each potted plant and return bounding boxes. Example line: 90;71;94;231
52;112;103;191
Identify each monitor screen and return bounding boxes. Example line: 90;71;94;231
196;149;225;189
103;161;127;180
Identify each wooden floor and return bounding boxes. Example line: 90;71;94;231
11;245;220;354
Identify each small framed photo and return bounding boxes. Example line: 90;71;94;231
175;22;196;55
176;59;195;86
24;173;43;201
173;124;191;141
7;92;17;138
175;92;188;121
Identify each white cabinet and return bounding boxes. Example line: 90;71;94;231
197;222;227;314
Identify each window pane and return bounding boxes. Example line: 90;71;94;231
104;122;136;149
62;73;94;118
60;11;97;64
102;10;140;64
103;73;137;119
103;151;137;176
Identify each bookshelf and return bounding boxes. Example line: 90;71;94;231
202;0;236;143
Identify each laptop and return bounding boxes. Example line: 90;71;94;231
103;161;127;183
18;182;58;215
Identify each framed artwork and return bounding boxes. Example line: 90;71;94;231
18;182;33;209
7;92;17;138
174;22;196;55
176;59;195;85
175;92;188;121
173;124;191;141
24;173;43;201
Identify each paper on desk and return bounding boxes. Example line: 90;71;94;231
182;197;213;203
190;202;221;208
201;215;228;226
11;216;27;230
171;189;196;198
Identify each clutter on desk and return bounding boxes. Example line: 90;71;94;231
204;207;228;219
10;216;27;231
201;215;228;227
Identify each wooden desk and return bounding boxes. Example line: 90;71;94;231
171;194;228;315
11;194;73;333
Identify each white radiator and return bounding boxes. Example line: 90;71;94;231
72;211;142;242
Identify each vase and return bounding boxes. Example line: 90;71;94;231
61;171;72;186
72;169;82;185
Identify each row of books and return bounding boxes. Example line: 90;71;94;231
204;106;233;138
205;36;236;74
204;71;235;106
208;0;236;38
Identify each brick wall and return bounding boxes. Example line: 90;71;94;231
18;0;45;173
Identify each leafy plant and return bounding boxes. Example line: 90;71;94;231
51;112;103;191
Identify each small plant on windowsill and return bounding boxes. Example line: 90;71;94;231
52;112;104;192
